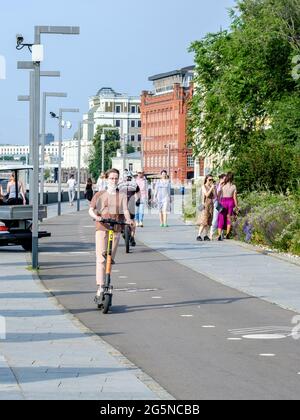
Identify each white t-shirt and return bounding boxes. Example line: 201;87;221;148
97;178;107;192
67;179;76;190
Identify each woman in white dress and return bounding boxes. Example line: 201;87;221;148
154;170;171;228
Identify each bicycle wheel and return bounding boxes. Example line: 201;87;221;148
124;225;131;254
102;294;112;314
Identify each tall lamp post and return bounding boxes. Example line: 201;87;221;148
16;26;80;269
122;134;129;174
17;70;61;204
76;119;95;212
51;109;79;216
41;92;67;204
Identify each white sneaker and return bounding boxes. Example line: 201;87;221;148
96;286;104;297
139;222;144;227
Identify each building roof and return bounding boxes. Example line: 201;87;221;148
0;165;33;171
95;87;123;97
149;66;195;82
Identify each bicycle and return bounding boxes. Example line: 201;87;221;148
94;218;129;314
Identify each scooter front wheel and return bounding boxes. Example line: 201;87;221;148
102;294;112;314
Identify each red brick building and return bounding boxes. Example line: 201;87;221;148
141;66;197;183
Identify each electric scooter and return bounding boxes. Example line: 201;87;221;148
94;218;129;314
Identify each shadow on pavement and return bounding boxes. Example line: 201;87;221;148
2;331;121;343
0;366;134;384
78;296;257;315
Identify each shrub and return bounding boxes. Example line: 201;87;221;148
232;189;300;255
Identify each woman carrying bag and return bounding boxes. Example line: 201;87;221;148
197;175;215;242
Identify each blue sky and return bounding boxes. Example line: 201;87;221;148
0;0;236;145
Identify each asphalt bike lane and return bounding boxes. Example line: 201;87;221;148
39;211;300;400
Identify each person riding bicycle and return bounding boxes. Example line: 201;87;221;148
118;172;140;247
89;169;133;299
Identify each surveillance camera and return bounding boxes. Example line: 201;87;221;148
50;112;57;118
16;34;24;45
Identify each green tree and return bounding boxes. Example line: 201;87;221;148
44;168;51;181
127;144;136;154
188;0;300;192
88;126;120;180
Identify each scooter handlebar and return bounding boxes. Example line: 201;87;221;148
98;218;130;226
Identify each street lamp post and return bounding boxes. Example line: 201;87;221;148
16;25;79;269
76;119;98;212
41;91;67;204
122;134;128;174
18;70;61;205
164;144;171;178
77;121;82;212
56;108;79;216
101;133;105;173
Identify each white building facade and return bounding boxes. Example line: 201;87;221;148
111;151;142;174
83;87;142;151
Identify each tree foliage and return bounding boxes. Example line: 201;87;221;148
88;126;120;180
188;0;300;192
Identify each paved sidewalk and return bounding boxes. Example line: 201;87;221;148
0;250;171;400
0;202;172;400
138;212;300;314
46;200;89;219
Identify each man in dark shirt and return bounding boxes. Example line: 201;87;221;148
118;173;140;247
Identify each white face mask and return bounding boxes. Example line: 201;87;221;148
107;180;118;194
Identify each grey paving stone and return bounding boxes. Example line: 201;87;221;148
0;246;165;400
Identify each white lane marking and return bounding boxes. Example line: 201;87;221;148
243;334;286;340
181;315;194;318
164;305;175;308
229;326;293;335
227;338;243;341
202;325;216;329
128;283;137;285
70;252;90;255
0;356;5;362
152;296;162;299
259;354;276;357
119;276;128;279
112;270;120;273
82;226;95;228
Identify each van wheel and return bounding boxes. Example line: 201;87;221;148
22;241;32;252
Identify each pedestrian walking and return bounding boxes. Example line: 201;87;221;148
197;175;215;242
96;172;107;193
85;178;94;202
118;172;140;247
135;171;147;227
210;174;226;240
154;170;171;228
67;174;76;206
89;169;133;298
217;172;239;241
